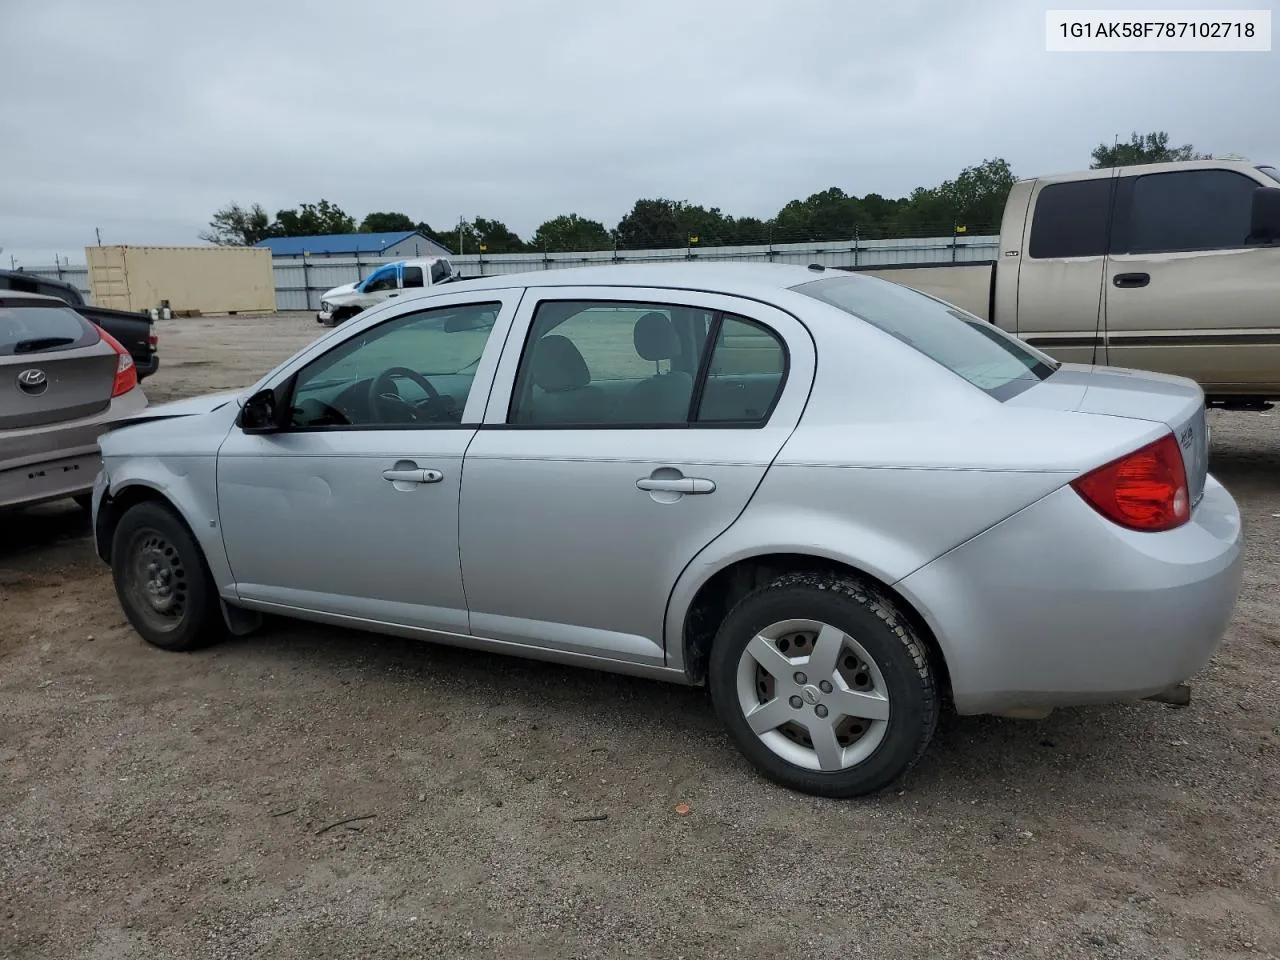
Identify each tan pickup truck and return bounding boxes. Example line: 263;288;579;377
854;158;1280;409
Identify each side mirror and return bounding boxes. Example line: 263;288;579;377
1250;186;1280;245
237;387;282;434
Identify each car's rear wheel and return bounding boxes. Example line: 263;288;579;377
110;501;226;652
708;572;939;798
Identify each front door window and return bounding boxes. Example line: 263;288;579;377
289;302;501;428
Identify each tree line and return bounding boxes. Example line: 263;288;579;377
201;131;1207;254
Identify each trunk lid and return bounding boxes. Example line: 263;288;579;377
1006;363;1209;507
0;344;119;430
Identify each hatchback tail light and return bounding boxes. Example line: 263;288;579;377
1071;432;1189;532
98;327;138;397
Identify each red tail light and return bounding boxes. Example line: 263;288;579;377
1071;432;1189;532
97;327;138;397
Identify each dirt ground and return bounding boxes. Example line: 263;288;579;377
2;311;1278;959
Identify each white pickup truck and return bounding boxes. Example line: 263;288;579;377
317;257;459;326
855;158;1280;409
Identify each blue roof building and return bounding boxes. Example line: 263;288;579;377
254;231;453;259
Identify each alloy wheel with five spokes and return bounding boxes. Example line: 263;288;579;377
737;618;891;773
709;572;940;798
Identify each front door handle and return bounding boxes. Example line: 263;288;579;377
636;477;716;494
1113;272;1150;288
382;467;443;484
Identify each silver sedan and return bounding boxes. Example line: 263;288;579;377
90;263;1243;797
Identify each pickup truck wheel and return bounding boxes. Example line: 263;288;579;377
708;572;939;798
110;501;226;652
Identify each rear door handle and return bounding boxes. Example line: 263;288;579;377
1113;272;1150;288
636;477;716;494
382;467;443;484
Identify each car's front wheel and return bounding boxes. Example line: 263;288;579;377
110;500;226;652
709;572;939;798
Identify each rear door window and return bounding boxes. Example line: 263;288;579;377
402;265;424;288
695;315;787;423
1027;179;1115;259
507;300;714;425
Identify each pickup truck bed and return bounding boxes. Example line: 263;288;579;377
0;269;157;379
843;261;997;327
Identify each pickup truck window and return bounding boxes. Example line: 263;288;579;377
430;260;450;284
794;275;1058;401
402;266;424;288
1125;169;1258;254
1028;179;1113;259
362;266;398;293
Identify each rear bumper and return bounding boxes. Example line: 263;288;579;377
134;352;159;380
897;474;1244;715
0;387;148;510
0;449;101;509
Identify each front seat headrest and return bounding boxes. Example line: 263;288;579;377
633;312;681;362
529;334;591;392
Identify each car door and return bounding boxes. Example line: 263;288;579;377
1011;171;1118;365
458;286;815;667
1103;166;1280;393
215;291;520;633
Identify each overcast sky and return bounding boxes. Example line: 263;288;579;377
2;0;1276;264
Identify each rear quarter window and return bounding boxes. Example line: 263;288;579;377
792;275;1058;401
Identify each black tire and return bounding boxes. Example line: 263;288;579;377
708;572;939;798
109;500;226;652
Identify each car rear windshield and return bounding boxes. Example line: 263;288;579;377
792;274;1059;401
0;301;95;357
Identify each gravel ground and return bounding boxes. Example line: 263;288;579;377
1;312;1277;959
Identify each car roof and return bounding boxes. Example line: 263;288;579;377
366;258;446;270
450;261;831;297
0;289;67;304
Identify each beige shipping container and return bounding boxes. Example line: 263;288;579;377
85;245;275;314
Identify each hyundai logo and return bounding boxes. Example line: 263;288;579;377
16;368;48;394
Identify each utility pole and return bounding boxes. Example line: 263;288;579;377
95;227;102;246
458;216;465;256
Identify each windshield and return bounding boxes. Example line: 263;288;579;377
0;302;94;357
1258;165;1280;185
792;274;1059;401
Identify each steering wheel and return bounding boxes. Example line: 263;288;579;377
368;366;441;422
